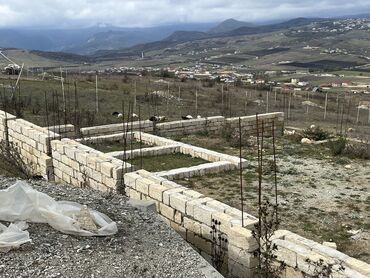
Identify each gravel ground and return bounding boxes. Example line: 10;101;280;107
0;177;209;278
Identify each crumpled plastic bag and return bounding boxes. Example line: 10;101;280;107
0;222;31;252
0;181;118;250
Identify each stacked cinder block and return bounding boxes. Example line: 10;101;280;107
124;169;259;277
80;120;153;137
78;113;284;138
272;230;370;278
125;170;370;278
155;116;225;136
7;118;59;179
48;124;75;138
77;132;135;144
155;161;236;180
133;131;179;146
226;112;284;136
51;138;133;192
178;144;248;168
108;145;180;160
0;110;16;142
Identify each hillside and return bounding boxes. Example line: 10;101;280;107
89;17;370;72
208;19;254;34
0;23;216;55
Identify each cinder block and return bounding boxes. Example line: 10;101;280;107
344;258;370;276
228;258;255;278
228;244;258;268
194;235;212;255
170;221;186;240
228;226;258;252
148;183;172;202
127;188;142;200
174;210;182;224
193;204;217;227
200;223;213;241
159;203;175;220
86;155;98;170
124;172;141;188
163;187;187;206
183;189;204;199
135;178;152;195
186;197;213;217
65;147;76;159
75;151;88;165
183;217;201;235
100;162;113;177
111;165;123;179
169;193;191;214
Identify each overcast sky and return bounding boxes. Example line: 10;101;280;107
0;0;369;28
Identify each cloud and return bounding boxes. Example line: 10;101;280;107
0;0;369;28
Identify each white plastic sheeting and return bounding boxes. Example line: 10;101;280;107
0;222;30;252
0;181;118;250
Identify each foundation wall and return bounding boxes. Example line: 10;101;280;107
0;111;58;179
1;110;368;278
124;169;259;277
124;170;370;278
51;138;133;192
76;113;284;138
47;124;75;139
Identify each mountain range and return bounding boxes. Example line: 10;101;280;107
0;17;326;55
0;14;369;63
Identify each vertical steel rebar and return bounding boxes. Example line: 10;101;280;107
238;117;244;227
256;113;262;269
272;120;278;222
138;105;143;169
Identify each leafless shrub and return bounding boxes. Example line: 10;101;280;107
344;140;370;160
304;258;345;278
253;199;286;278
0;141;34;178
79;166;89;188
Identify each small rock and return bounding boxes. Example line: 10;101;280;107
348;229;361;235
301;138;313;144
344;164;352;169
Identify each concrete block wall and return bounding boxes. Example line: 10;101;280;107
155;161;236;180
2;113;59;179
272;230;370;278
48;124;75;138
226;112;284;136
124;169;259;278
80;120;153;137
0;110;16;142
76;113;284;139
77;132;135;144
133;131;248;168
107;145;180;160
124;170;370;278
51;138;133;192
155;116;225;137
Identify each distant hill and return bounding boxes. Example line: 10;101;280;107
208;19;254;34
97;17;325;59
163;31;208;42
0;22;215;55
228;17;322;36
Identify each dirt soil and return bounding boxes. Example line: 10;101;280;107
174;133;370;264
0;177;210;278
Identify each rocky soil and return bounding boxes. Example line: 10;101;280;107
175;133;370;263
0;177;209;278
